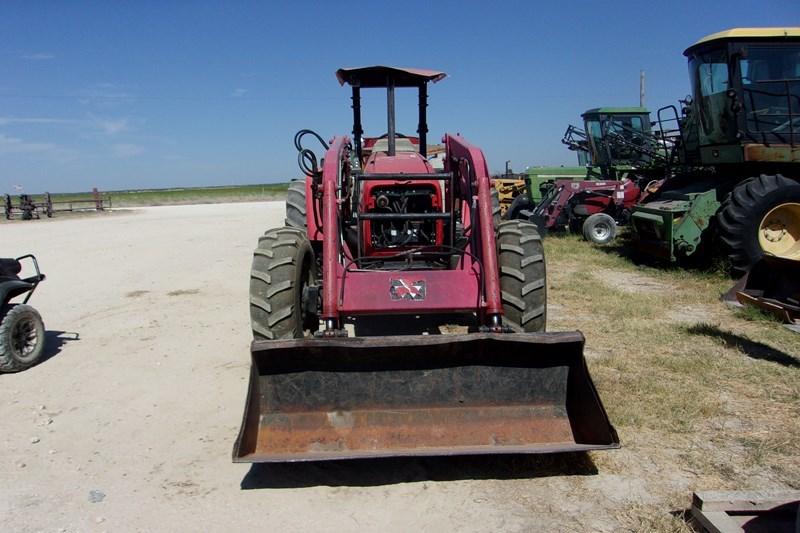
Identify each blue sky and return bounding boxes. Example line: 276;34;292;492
1;1;797;193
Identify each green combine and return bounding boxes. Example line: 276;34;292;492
631;28;800;270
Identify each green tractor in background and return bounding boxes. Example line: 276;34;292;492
631;28;800;271
503;106;667;221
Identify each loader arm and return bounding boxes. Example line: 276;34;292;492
445;134;504;323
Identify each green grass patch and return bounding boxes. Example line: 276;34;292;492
12;183;291;208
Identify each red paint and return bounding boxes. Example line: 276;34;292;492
445;134;503;317
341;269;480;314
320;136;350;321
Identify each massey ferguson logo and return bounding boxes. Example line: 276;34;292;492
390;278;426;301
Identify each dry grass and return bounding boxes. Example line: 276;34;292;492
541;233;799;531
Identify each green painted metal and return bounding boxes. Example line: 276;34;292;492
631;29;800;263
524;166;588;203
630;190;719;262
582;107;649;116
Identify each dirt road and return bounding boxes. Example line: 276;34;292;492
1;203;601;532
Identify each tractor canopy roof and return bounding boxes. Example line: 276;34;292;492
336;66;447;88
684;27;800;56
582;107;649;117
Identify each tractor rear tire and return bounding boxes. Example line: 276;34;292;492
497;220;546;332
285;180;307;231
717;174;800;271
505;194;534;221
491;187;501;228
0;304;46;373
249;226;317;340
582;213;617;245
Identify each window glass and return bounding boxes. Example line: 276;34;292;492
699;62;729;96
740;46;800;134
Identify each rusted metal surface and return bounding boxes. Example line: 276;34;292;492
744;143;800;163
233;332;619;462
733;255;800;324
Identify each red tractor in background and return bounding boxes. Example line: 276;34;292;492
233;66;617;463
530;178;646;245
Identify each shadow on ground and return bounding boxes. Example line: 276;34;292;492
686;323;799;368
40;330;80;365
240;452;597;489
587;233;730;275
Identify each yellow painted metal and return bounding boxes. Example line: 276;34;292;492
493;178;526;216
685;27;800;55
759;203;800;260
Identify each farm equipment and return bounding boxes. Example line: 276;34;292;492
4;193;53;220
233;66;618;462
0;255;46;372
631;28;800;270
510;108;666;243
732;255;800;325
530;178;643;244
492;162;527;217
4;188;110;220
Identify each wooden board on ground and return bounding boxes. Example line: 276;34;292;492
691;490;800;533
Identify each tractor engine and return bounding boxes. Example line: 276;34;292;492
361;182;444;255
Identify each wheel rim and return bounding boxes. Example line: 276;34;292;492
11;316;39;361
592;222;611;241
758;202;800;260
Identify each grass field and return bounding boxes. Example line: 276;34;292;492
14;182;291;209
544;232;799;531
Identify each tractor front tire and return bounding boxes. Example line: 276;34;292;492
285;180;307;231
249;226;316;340
497;220;546;332
0;304;46;373
582;213;617;245
717;174;800;271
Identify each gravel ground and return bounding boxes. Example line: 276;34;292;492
1;202;667;532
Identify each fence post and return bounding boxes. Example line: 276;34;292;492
92;187;103;211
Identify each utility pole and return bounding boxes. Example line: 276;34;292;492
640;70;645;108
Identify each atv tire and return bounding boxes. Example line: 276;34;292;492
0;304;46;373
285;180;307;231
717;174;800;271
497;220;546;332
582;213;617;245
249;226;317;340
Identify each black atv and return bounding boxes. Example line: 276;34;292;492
1;255;46;372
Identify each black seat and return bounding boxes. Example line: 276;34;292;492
0;258;21;278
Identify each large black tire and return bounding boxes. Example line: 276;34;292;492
249;226;316;340
285;180;307;231
717;174;800;270
504;193;534;221
497;220;546;332
0;304;46;373
582;213;617;244
490;187;501;228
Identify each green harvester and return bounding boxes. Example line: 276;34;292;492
631;27;800;269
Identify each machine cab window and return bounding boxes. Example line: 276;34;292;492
738;45;800;135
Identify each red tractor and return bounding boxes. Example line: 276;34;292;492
530;178;645;244
233;66;617;462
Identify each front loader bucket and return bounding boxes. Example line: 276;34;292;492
232;332;619;462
